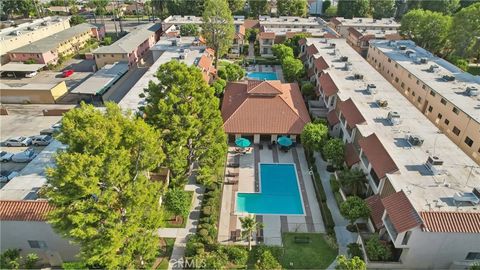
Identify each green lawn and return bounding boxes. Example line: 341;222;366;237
160;191;193;228
280;233;338;269
157;238;175;270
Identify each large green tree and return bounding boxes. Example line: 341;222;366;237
1;0;37;19
336;255;366;270
340;196;371;226
272;44;294;61
46;103;165;269
421;0;460;14
180;23;199;36
322;138;345;169
282;56;305;82
239;216;263;251
202;0;235;68
248;0;268;17
449;3;480;59
143;61;227;186
371;0;396;19
400;9;452;55
338;168;368;196
277;0;308;17
228;0;246;14
337;0;370;18
301;122;329;152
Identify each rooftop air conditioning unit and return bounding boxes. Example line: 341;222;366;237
343;62;351;71
41;22;48;26
388;40;397;47
406;134;424;146
420;57;428;64
354;73;363;80
442;75;455;81
9;31;21;36
466;86;479;96
340;56;348;62
425;155;444;175
387;111;401;125
366;84;377;94
377;99;388;107
427;65;439;73
399;45;407;50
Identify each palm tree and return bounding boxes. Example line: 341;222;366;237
338;168;368;196
240;215;263;251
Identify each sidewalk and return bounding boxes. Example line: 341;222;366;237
313;152;356;256
156;175;205;270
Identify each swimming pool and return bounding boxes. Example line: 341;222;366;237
247;72;278;80
236;163;305;215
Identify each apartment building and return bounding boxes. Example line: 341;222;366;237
0;16;71;64
93;23;161;68
367;40;480;164
8;23;105;65
346;27;401;57
329;17;400;38
300;38;480;269
230;24;246;57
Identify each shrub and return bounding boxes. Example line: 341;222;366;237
103;36;112;45
212;78;227;96
221;246;248;265
340;196;370;226
217;62;245;81
24;253;39;269
180;23;199;36
301;81;315;99
347;243;363;259
62;261;87;269
0;249;21;269
366;235;392;261
323;138;345;169
330;175;340;192
255;249;282;270
24;59;37;64
164;188;191;217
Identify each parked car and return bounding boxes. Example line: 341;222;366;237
0;151;14;162
0;171;19;183
62;69;74;78
40;128;55;136
25;71;37;78
11;149;37;163
31;135;52;146
4;137;32;147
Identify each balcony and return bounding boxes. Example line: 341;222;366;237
356;230;404;268
308;100;329;118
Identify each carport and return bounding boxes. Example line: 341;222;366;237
0;63;46;78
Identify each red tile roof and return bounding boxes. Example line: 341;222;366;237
324;33;340;39
314;56;329;71
327;110;340;125
382;191;422;233
348;27;363;39
358;133;398;179
365;194;385;230
299;38;307;46
330;17;342;26
222;80;311;135
235;25;246;39
0;200;53;222
420;211;480;233
344;142;360;167
319;73;338;97
307;67;315;78
300;53;308;62
306;44;318;56
338;98;365;128
259;31;275;39
244;19;260;29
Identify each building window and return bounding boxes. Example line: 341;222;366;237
401;231;411;245
28;240;47;249
407;87;411;92
395;77;399;83
441;98;447;105
416;79;420;85
437;113;442;119
388;58;391;63
430;90;435;97
465;137;474;147
417;97;422;103
422;84;426;90
453;126;461;136
445;119;450;125
453;107;459;115
412;91;416;97
395;63;398;68
428;106;433;112
401;82;405;89
465;252;480;260
408;74;411;79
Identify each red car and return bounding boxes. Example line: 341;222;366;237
62;69;74;77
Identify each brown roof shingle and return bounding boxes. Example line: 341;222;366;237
244;19;259;29
327;110;340;125
338;98;365;128
0;200;53;222
382;191;422;233
259;31;275;39
358;133;398;179
348;27;363;39
420;211;480;233
319;73;338;97
365;194;385;230
314;56;329;72
222;80;311;135
306;44;319;56
344;143;360;167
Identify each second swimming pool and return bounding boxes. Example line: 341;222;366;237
236;163;305;215
247;71;278;81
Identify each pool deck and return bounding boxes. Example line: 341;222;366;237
218;144;325;246
246;65;285;82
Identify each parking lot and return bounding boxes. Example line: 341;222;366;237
1;69;92;90
0;104;73;175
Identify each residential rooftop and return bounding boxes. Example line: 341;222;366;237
0;16;70;41
71;62;129;95
162;15;245;26
306;38;480;213
0;81;64;91
259;16;327;27
262;26;329;37
331;17;400;28
370;39;480;123
9;23;100;54
93;23;161;54
348;27;400;39
118;36;207;111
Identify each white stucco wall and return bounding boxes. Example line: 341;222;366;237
0;221;79;266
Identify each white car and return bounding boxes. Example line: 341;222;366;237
25;71;37;78
0;151;14;162
0;171;19;183
12;149;37;163
31;135;53;146
4;137;32;147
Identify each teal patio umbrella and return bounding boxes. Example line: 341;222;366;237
235;137;251;148
277;136;293;147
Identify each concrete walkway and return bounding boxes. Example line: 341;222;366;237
313;152;356;256
248;41;255;58
157;175;205;270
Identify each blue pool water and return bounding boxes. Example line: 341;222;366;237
236;163;304;215
247;72;278;80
